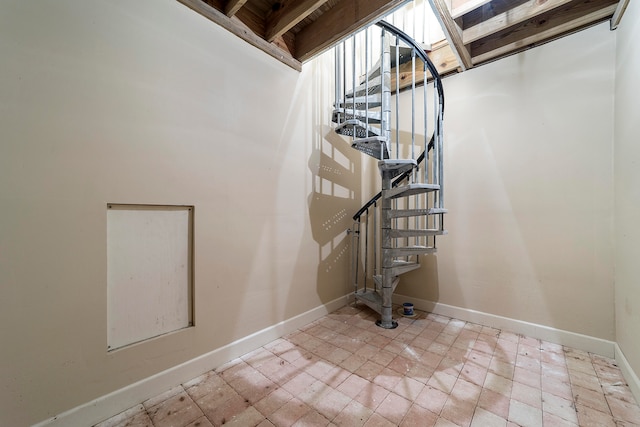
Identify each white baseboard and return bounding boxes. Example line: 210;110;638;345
393;294;616;358
615;343;640;405
33;295;350;427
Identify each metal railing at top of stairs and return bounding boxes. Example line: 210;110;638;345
334;20;445;206
333;20;447;301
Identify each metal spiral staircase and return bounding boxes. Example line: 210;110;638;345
333;21;446;329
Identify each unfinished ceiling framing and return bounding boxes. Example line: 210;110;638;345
177;0;629;74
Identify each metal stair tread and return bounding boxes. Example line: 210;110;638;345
388;208;448;218
352;136;389;159
389;260;421;276
360;45;414;82
333;108;381;124
386;245;437;257
389;228;447;238
346;76;384;97
384;183;440;199
335;94;382;109
378;159;416;177
428;207;448;214
335;119;381;138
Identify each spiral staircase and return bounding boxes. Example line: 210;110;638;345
333;21;447;329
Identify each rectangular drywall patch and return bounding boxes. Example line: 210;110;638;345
107;204;193;350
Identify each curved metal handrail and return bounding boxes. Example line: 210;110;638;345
376;20;445;115
352;20;445;222
352;136;434;221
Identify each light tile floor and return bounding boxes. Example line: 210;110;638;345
96;304;640;427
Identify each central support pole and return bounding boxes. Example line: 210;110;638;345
377;170;398;329
375;27;397;329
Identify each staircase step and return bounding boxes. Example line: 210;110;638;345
335;119;381;138
384;183;440;199
386;245;437;257
373;275;400;292
388;208;430;218
378;159;416;178
335;94;382;109
428;208;448;214
346;76;383;97
389;260;421;276
389;228;447;238
333;108;381;124
388;208;447;218
355;289;382;314
360;46;414;82
351;136;389;159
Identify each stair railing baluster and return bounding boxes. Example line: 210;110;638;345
411;46;416;166
411;46;418;246
352;220;360;296
365;27;370;139
352;34;357;141
438;106;444;208
381;28;391;160
342;40;347;129
395;35;400;160
364;208;369;292
335;44;340;125
424;62;428;185
412;0;417;44
373;201;378;277
422;0;426;44
432;80;438;187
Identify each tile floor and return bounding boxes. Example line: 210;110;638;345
96;304;640;427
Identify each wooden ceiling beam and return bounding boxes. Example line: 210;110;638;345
429;0;473;70
463;0;574;44
265;0;330;42
225;0;248;17
295;0;407;63
472;3;617;64
390;42;460;91
450;0;492;19
428;40;461;75
177;0;302;70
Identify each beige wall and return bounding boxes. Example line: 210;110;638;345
1;1;636;424
615;0;640;379
397;23;617;340
0;1;357;425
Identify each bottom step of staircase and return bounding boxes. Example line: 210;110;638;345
355;289;381;314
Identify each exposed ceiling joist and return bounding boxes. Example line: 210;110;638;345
462;0;574;44
450;0;491;18
265;0;330;42
225;0;248;17
429;0;473;70
469;0;618;58
295;0;407;62
178;0;302;70
472;2;618;64
176;0;627;73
